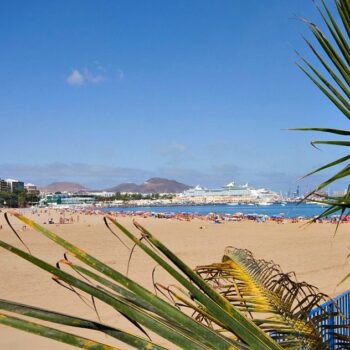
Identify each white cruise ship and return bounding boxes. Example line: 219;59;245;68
180;181;279;203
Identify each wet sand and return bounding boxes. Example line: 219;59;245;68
0;209;349;349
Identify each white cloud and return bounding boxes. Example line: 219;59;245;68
66;65;124;86
84;69;106;84
66;62;124;86
66;68;106;86
67;69;85;86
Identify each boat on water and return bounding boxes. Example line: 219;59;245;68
180;181;281;204
306;201;322;205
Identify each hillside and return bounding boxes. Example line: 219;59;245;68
106;177;191;193
41;182;88;193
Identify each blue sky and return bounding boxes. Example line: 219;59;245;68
0;0;348;192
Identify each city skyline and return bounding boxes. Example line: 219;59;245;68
0;174;345;197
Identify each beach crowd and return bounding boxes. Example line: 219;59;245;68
4;207;345;226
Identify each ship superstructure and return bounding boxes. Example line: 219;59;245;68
180;181;279;204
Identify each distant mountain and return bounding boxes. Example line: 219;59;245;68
41;182;88;193
107;182;140;193
106;177;191;194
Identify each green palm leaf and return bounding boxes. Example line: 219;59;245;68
2;213;347;349
0;312;121;350
290;128;350;136
3;213;240;350
0;299;166;350
296;0;350;219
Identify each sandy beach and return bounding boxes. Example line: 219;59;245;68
0;209;349;349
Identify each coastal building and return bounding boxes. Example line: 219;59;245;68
333;190;346;197
25;183;39;194
179;181;280;204
5;179;24;192
86;191;115;198
40;193;96;206
61;197;95;205
291;185;301;199
0;179;9;192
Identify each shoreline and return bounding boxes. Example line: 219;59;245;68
12;201;335;221
11;205;341;224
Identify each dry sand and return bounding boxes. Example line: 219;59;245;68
0;209;349;349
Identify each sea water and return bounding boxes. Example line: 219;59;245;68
102;203;329;218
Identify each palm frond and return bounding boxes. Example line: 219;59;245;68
299;154;350;179
0;299;165;350
290;128;350;136
192;248;350;350
2;213;349;349
1;212;285;350
0;312;122;350
296;0;350;217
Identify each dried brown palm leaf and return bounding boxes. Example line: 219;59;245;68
162;247;350;350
